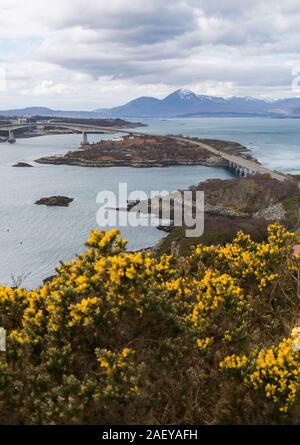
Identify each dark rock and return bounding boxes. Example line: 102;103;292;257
116;200;141;211
127;200;140;210
35;196;74;207
157;225;174;232
13;162;33;167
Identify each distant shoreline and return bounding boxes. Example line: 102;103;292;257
0;117;145;143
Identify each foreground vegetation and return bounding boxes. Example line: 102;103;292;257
1;225;300;424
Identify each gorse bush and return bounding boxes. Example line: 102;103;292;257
220;334;300;414
1;224;300;424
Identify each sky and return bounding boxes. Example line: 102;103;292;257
0;0;300;110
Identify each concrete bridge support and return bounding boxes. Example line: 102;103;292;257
228;161;257;178
229;161;241;177
81;132;89;146
239;167;248;177
8;129;16;143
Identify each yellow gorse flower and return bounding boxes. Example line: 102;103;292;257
221;329;300;413
0;223;299;422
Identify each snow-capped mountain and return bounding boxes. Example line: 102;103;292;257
95;89;300;118
2;89;300;119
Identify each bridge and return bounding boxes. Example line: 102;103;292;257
0;122;117;145
0;122;288;182
174;137;288;182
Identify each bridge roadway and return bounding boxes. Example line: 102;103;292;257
0;122;116;133
0;122;288;181
173;137;288;182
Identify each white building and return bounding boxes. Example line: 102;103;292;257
17;116;29;124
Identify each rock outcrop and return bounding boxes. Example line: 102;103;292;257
12;162;33;167
35;196;74;207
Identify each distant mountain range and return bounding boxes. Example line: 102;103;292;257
2;89;300;119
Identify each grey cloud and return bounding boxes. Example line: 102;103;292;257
46;0;198;45
3;0;300;103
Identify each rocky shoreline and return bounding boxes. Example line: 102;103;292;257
35;156;228;168
149;174;300;255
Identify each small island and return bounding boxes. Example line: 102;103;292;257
35;134;252;168
35;196;74;207
12;162;33;167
